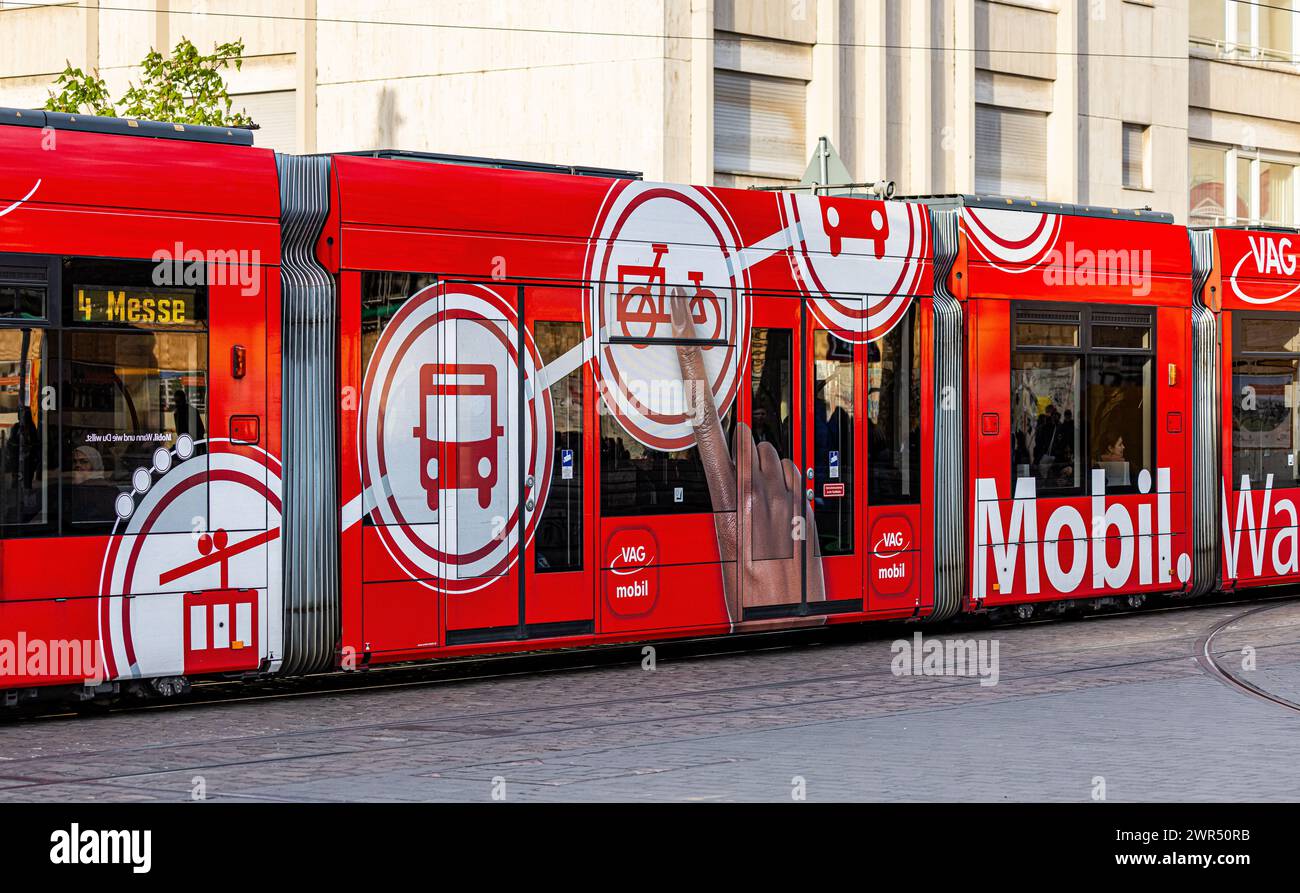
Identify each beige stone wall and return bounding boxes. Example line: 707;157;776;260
0;0;1297;223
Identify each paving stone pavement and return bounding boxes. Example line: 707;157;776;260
1;599;1299;802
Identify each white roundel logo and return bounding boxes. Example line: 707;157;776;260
361;283;553;592
779;194;930;343
961;207;1064;273
584;181;751;451
98;439;282;681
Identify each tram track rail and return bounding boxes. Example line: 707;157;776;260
8;591;1300;731
1195;601;1300;713
1;592;1299;795
15;588;1300;723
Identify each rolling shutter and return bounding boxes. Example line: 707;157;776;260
975;104;1047;198
714;70;806;181
236;91;297;154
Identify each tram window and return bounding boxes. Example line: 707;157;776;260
1238;315;1300;354
535;321;583;573
1011;306;1153;494
0;263;48;320
813;330;854;555
868;305;922;506
751;328;792;459
64;258;205;329
1015;320;1079;348
600;407;729;516
60;331;208;532
360;271;437;370
360;272;437;527
0;328;53;536
1232;314;1300;488
1087;352;1152;488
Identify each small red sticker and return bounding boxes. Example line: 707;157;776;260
823;483;845;497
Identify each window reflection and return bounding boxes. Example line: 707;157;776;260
1233;313;1300;488
813;330;853;555
1011;306;1153;493
868;306;921;505
535;320;584;572
0;328;52;533
61;331;207;529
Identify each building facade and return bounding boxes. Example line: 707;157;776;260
0;0;1297;225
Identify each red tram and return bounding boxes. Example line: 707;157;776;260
0;108;1292;703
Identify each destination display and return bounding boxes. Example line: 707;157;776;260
72;286;200;326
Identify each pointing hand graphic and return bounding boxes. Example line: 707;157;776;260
669;288;826;625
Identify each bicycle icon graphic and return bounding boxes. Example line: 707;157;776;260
615;243;725;345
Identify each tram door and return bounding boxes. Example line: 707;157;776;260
738;295;862;618
436;281;525;643
863;303;924;614
803;305;863;611
520;284;596;637
740;295;806;618
436;281;597;643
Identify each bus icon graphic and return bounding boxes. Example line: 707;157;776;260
414;362;505;512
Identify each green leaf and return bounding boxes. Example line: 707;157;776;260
44;37;253;130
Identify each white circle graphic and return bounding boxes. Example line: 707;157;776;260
98;442;282;681
779;193;931;343
583;181;751;451
361;283;554;592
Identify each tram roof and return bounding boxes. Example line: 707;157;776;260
0;106;255;146
339;149;642;181
901;193;1174;224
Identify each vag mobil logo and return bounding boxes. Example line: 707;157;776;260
1227;233;1300;304
1245;234;1297;277
974;469;1190;600
873;527;910;556
605;528;659;616
869;514;915;598
610;542;652;573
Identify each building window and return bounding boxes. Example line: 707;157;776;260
714;69;807;185
1190;143;1228;224
235;91;297;154
975;104;1047;198
1011;305;1154;494
1190;0;1299;63
1261;160;1296;224
1232;313;1300;488
1189;141;1298;226
1123;123;1150;190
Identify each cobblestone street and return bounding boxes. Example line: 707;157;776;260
3;598;1299;803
